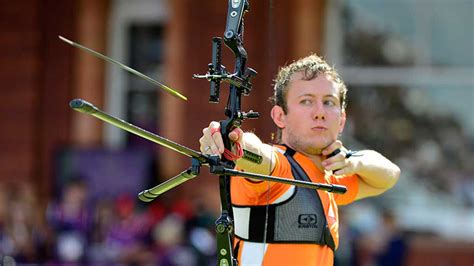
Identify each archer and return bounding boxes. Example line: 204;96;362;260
200;54;401;266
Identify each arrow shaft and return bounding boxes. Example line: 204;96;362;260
59;36;187;101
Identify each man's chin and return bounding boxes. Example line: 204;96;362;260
302;146;324;156
284;136;332;155
304;141;335;155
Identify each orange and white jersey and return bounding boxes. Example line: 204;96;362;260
231;145;359;266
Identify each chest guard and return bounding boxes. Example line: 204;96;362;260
232;147;336;250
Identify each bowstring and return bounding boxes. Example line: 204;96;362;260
262;134;274;257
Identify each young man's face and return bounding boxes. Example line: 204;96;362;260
271;72;346;155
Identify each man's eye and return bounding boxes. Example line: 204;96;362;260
324;100;336;106
300;99;312;105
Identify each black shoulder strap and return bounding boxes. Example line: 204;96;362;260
282;145;309;182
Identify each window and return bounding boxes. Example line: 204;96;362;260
105;0;168;147
126;24;164;148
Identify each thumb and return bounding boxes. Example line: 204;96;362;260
228;128;243;142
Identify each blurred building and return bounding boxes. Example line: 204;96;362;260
0;0;473;265
0;0;323;201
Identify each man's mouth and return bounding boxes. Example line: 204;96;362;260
312;126;327;131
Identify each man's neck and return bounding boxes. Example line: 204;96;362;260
282;143;325;172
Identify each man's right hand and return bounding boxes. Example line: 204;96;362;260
199;121;244;156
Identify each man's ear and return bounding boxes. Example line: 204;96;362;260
271;105;286;129
339;111;347;133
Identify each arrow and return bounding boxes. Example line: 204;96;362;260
59;36;187;101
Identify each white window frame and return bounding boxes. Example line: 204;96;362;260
104;0;168;148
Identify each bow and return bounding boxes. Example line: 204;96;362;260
193;1;259;264
62;1;347;265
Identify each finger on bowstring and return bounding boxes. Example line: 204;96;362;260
322;150;346;167
333;167;348;176
322;159;345;173
322;140;343;156
334;159;357;175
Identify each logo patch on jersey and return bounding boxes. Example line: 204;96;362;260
298;214;318;228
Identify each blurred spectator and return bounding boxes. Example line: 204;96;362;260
103;193;155;265
185;202;217;266
357;209;408;266
335;209;359;266
0;182;14;256
0;181;48;263
86;198;117;264
373;211;407;266
47;178;90;264
152;213;198;266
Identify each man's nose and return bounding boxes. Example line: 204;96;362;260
312;102;326;120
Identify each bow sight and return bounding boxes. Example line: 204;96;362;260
194;0;256;100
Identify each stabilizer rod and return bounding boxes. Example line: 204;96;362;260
70;99;206;162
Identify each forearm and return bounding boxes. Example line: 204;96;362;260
353;150;400;189
235;132;276;175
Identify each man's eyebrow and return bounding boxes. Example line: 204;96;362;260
297;93;316;98
324;94;339;99
296;93;340;99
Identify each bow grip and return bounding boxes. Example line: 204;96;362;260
220;119;241;162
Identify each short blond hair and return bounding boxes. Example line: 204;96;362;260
271;54;347;113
